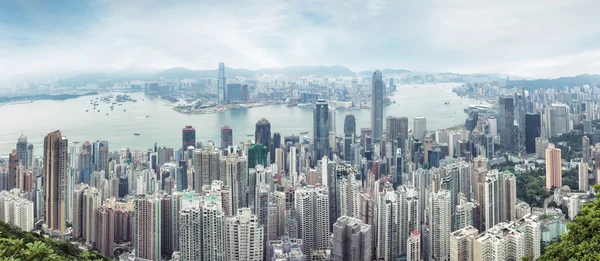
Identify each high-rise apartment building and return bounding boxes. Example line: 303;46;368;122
193;147;220;192
407;230;421;261
413;116;427;142
201;194;225;261
178;206;202;261
473;215;541;260
535;137;549;159
224;208;264;261
313;99;330;163
450;225;479;261
583;135;590;165
295;185;330;259
428;189;451;261
332;216;372;261
8;150;19;190
134;194;162;261
44;130;68;235
221;154;248;212
0;189;34;232
545;144;562;190
83;187;102;246
579;163;589;192
95;206;115;257
371;70;384;143
377;184;399;260
72;183;89;241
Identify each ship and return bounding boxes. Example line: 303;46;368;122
445;101;450;105
85;109;88;112
246;134;253;137
134;133;140;136
145;115;149;118
300;131;309;134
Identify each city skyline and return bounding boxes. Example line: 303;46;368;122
1;0;600;83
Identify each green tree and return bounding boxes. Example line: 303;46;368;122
541;184;600;260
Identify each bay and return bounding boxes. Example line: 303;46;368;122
0;83;483;155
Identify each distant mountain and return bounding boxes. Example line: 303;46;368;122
58;65;356;86
509;74;600;90
358;69;411;76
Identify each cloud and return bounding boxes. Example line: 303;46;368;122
0;0;599;83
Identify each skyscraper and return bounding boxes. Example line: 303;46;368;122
525;113;541;153
450;225;479;261
344;114;356;161
8;150;19;190
220;125;233;149
371;70;384;143
218;62;226;103
579;163;589;192
313;99;330;164
44;130;68;235
428;189;451;261
295;185;330;259
332;216;372;261
193;147;220;192
95;206;115;257
182;126;196;151
255;118;271;149
271;132;281;164
545;144;562;190
387;116;408;144
134;194;162;261
582;136;591;165
413;116;427;142
499;97;515;151
16;134;28;169
178;207;202;261
224;208;264;261
221;154;248;212
407;230;421;261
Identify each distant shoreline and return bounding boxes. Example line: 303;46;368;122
0;92;100;105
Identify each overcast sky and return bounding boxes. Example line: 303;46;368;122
1;0;599;82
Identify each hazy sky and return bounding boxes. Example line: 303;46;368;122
1;0;599;81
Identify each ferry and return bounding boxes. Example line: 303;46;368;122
246;134;253;137
300;131;309;134
134;133;140;136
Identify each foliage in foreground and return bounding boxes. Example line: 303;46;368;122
0;221;110;261
541;184;600;261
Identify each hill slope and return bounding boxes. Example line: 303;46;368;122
0;221;111;260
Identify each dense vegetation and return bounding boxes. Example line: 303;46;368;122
0;221;110;261
541;184;600;260
512;166;552;207
550;131;583;161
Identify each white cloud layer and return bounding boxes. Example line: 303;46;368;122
0;0;599;82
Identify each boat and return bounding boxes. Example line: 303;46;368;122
97;110;100;112
445;101;450;105
106;113;109;115
246;134;253;137
300;131;309;135
85;109;88;112
145;115;149;118
134;133;140;136
124;109;126;112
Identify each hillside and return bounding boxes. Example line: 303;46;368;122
0;221;111;261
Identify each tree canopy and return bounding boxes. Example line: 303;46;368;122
541;184;600;260
0;221;110;261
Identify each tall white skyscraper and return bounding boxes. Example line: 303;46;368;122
225;208;264;261
83;187;101;246
295;185;330;259
221;154;248;212
414;116;427;141
407;230;421;261
202;194;225;261
371;70;384;143
398;184;420;256
0;189;34;232
377;184;399;260
178;207;202;261
428;189;451;261
579;162;589;192
218;62;226;103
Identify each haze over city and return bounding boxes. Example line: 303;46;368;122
1;0;600;82
2;1;600;261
